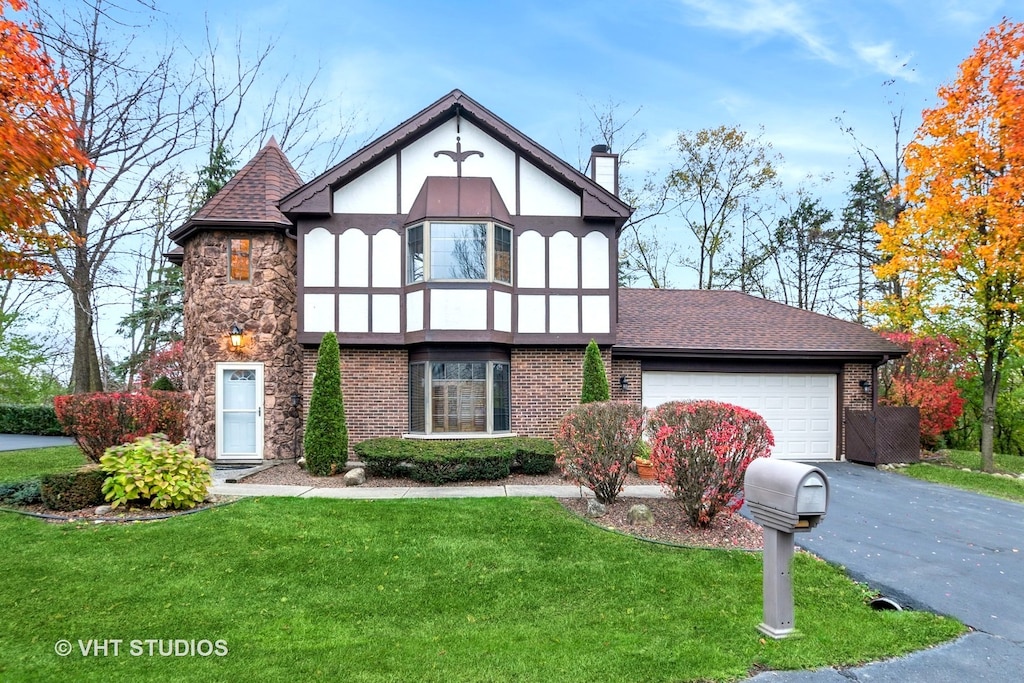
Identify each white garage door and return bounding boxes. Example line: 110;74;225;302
642;372;837;461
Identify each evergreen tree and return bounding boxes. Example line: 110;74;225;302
303;332;348;475
581;340;610;403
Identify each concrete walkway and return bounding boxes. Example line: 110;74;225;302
209;481;666;499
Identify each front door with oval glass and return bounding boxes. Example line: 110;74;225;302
216;363;264;461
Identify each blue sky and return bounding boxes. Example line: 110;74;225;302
163;0;1011;194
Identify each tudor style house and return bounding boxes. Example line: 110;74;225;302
169;90;904;466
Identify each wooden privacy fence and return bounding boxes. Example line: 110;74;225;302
845;406;921;465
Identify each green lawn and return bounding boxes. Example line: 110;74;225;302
0;496;963;682
939;449;1024;474
897;449;1024;503
0;445;87;482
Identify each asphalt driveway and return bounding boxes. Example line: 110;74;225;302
748;461;1024;681
0;434;74;451
799;462;1024;641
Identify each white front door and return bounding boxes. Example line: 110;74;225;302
641;371;837;461
216;363;264;461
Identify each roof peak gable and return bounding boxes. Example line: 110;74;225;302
279;90;631;220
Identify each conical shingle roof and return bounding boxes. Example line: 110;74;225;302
170;137;303;243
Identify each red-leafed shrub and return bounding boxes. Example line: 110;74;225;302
883;378;965;448
53;390;188;462
878;332;972;448
555;401;645;504
647;400;774;528
146;389;188;444
138;341;184;390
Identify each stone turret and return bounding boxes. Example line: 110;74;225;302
169;138;304;462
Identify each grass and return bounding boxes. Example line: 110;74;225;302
939;449;1024;474
0;495;963;682
897;449;1024;503
0;446;87;483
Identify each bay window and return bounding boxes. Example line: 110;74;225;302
406;221;512;284
408;359;511;434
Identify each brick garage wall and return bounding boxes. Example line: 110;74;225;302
841;362;875;459
610;357;641;404
302;347;408;457
511;346;613;438
181;230;302;461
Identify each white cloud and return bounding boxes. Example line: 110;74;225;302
853;41;920;82
678;0;839;63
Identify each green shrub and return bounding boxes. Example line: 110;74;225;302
354;437;556;483
0;478;42;505
39;466;107;511
510;438;557;474
0;404;63;435
304;332;348;476
581;340;610;403
100;434;211;510
150;376;176;391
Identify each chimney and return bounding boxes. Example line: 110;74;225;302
589;144;619;196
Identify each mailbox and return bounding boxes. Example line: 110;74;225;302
745;458;829;533
744;458;831;639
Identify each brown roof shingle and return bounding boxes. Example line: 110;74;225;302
616;289;905;359
170;137;303;243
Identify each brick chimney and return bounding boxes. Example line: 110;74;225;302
588;144;619;197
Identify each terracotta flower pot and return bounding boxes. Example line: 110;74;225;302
635;459;656;481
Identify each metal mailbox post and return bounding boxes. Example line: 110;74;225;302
744;459;830;639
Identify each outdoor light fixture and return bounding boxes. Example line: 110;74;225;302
859;379;872;395
619;375;630;391
229;324;244;350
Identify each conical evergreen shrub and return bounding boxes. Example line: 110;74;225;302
303;332;348;476
581;339;610;403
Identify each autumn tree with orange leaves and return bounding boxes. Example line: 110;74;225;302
0;0;88;276
875;20;1024;472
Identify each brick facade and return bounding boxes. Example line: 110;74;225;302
840;362;875;458
302;347;409;457
182;230;303;461
510;346;609;438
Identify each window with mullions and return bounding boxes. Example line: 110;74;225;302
408;360;511;434
406;222;512;284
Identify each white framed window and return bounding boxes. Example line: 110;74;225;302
406;221;512;285
408;360;510;434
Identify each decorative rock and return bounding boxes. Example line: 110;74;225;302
627;504;655;526
585;499;607;518
296;457;306;470
343;467;366;486
95;505;113;516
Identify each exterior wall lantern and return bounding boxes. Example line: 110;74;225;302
229;324;244;350
859;379;872;395
618;375;630;391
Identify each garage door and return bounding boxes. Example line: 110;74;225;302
642;372;837;461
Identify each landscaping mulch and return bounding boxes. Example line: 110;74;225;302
3;496;239;524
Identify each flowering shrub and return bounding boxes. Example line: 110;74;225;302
647;400;773;528
53;390;188;462
100;434;211;510
555;401;644;503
